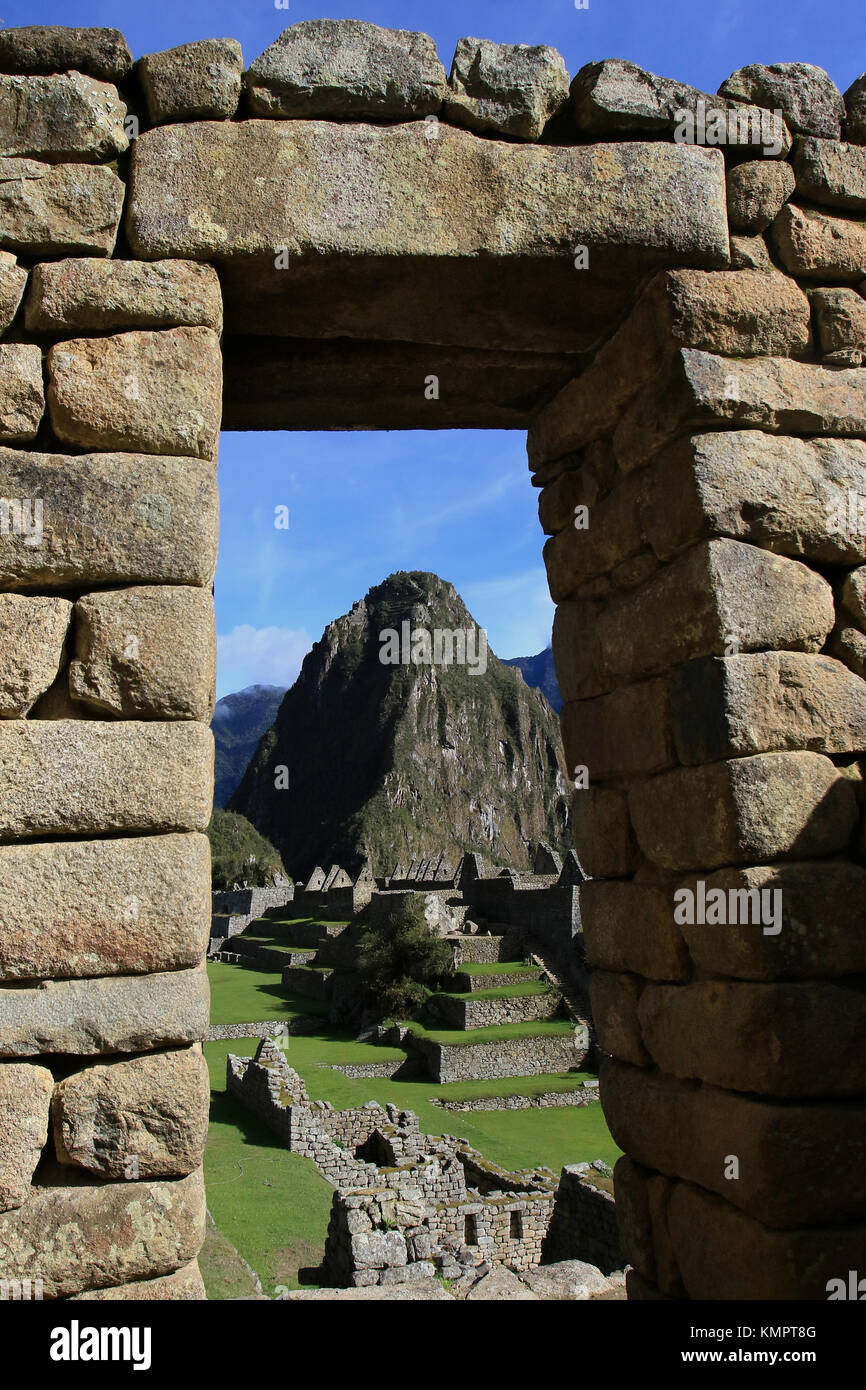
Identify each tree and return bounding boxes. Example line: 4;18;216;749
357;896;452;1019
208;809;287;890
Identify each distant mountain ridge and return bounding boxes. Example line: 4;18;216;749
212;683;287;808
503;647;561;713
230;571;570;878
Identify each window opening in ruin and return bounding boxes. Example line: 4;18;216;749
464;1215;478;1246
510;1210;523;1239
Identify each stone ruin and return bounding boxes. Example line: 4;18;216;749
228;1040;623;1291
0;19;864;1299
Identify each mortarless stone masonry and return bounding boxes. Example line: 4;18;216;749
0;20;864;1299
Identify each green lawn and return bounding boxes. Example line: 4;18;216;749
404;1018;576;1046
207;960;328;1025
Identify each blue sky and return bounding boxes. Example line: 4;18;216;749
11;0;866;696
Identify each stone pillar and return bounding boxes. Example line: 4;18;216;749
533;192;866;1296
0;33;221;1294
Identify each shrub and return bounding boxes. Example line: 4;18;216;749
357;896;453;1020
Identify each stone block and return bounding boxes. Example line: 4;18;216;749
602;1058;866;1229
677;862;866;980
350;1229;408;1269
0;343;43;441
0;832;210;981
0;447;219;591
772;202;866;281
126;124;729;339
794;136;866;211
580;881;689;981
25;258;223;334
719;62;845;139
810;286;866;364
726;159;795;232
561;678;674;780
0;593;71;716
628;751;858;873
669;652;866;764
0;26;132;81
70;586;216;721
47;328;221;460
830;623;866;681
245;20;446;118
596;540;833;684
0;721;213;839
543;474;644;598
551;596;614;702
444;37;569;140
639;979;866;1096
612;1157;655;1283
0;1168;205;1299
537;463;596;536
0;72;127;163
640;431;866;565
614;348;866;470
572;58;791;151
590;970;649;1067
0;965;209;1056
72;1260;206;1300
728;234;774;270
138;39;243;124
841;566;866;627
668;1180;866;1299
572;786;639;879
0;1061;53;1210
53;1048;210;1178
0;250;26;332
845;74;866;144
528;270;807;468
0;158;124;256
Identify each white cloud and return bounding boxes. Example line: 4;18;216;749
217;624;312;698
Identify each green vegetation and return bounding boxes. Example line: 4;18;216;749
357;895;452;1017
404;1018;576;1046
438;982;551;1001
208;809;287;890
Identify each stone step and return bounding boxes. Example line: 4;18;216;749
281;963;334;1001
411;1025;589;1084
432;988;562;1031
450;965;543;993
250;918;348;947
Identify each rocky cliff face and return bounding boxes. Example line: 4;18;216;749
230;572;570;877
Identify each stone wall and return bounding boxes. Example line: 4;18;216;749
413;1030;588;1083
430;989;562;1029
543;1165;623;1276
1;18;863;1297
531;69;866;1297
